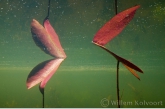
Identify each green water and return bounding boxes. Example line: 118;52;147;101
0;0;165;108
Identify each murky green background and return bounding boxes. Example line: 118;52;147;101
0;0;165;108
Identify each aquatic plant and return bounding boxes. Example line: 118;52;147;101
26;0;66;107
92;1;143;108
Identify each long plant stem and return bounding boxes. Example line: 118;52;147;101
42;0;50;107
115;0;117;15
117;61;120;108
114;0;120;108
47;0;50;19
42;88;45;108
44;0;51;23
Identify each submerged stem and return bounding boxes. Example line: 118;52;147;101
42;88;45;108
42;0;50;108
115;0;119;108
117;61;120;108
43;0;51;23
39;86;45;108
115;0;117;15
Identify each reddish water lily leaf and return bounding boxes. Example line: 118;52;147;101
43;19;66;58
27;59;64;89
122;64;140;80
28;19;66;90
93;5;140;46
93;42;143;79
31;19;66;58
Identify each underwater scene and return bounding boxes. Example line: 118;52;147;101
0;0;165;108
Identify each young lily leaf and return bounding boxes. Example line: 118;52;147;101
93;5;140;46
93;42;143;79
